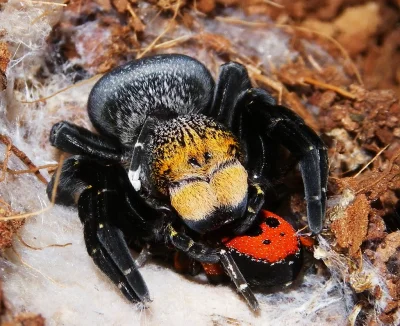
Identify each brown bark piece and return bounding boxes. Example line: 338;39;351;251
334;3;380;57
3;313;45;326
196;0;216;14
331;194;369;256
376;231;400;264
0;42;10;91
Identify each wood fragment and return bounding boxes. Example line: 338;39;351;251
137;0;182;59
127;3;146;32
19;74;102;104
0;135;47;184
17;234;72;251
302;77;356;99
25;0;67;6
279;24;364;86
0;155;64;221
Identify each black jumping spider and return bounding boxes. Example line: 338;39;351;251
47;54;328;310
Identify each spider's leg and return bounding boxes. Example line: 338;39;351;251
50;121;122;161
165;224;259;311
79;189;150;304
206;62;251;128
47;155;93;206
207;63;278;233
219;249;259;311
244;88;328;233
165;224;219;263
207;62;282;180
48;157;152;303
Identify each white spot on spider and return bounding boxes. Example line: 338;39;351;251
220;249;226;254
309;146;314;151
134;142;143;148
227;264;237;278
117;282;123;289
322;187;326;192
123;268;132;275
128;166;141;191
239;284;248;291
99;224;104;229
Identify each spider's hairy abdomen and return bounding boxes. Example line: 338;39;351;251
88;54;215;146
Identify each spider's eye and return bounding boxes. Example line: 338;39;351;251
204;152;212;162
188;157;201;167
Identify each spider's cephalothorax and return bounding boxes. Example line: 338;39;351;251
48;54;328;311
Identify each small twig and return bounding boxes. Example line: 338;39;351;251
19;74;102;104
354;144;390;178
355;150;400;195
0;135;48;184
31;9;56;24
17;233;72;250
348;303;363;326
26;0;67;6
2;163;58;176
247;68;319;130
296;224;309;234
127;3;145;32
0;155;64;221
264;0;284;8
136;0;181;59
12;245;66;287
245;64;283;94
279;24;364;86
0;135;12;183
301;77;356;100
215;16;271;28
152;35;192;50
307;54;323;73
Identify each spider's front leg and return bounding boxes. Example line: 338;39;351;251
49;121;123;161
47;157;155;304
245;89;328;233
209;63;328;234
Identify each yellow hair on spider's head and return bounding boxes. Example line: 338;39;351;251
149;114;248;233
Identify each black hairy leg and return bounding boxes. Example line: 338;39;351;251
50;121;123;161
48;155;259;309
244;89;328;233
208;63;328;234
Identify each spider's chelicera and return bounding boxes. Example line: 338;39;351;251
48;54;328;310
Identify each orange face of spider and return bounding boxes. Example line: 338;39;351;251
150;115;248;233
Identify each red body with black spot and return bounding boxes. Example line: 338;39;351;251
204;210;302;287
